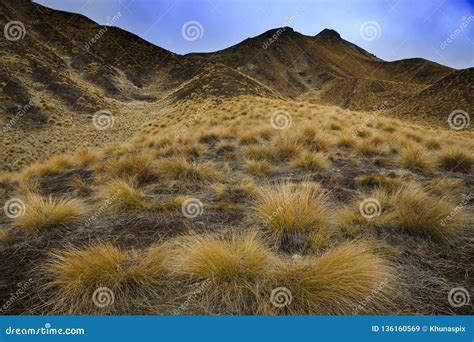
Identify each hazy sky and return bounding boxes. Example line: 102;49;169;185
34;0;474;69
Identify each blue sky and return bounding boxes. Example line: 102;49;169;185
35;0;473;69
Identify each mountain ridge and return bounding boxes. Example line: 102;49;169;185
0;0;470;126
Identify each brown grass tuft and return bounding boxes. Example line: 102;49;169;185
12;194;86;230
399;144;434;171
156;157;219;183
244;159;276;176
391;183;467;240
291;151;330;172
253;181;331;248
171;232;275;313
96;179;149;211
261;242;396;314
436;147;473;173
42;242;169;313
103;152;157;183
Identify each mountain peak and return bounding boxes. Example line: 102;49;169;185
316;29;342;42
263;26;297;37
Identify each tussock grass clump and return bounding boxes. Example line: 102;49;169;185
355;174;400;189
244;159;275;176
43;242;169;313
297;128;333;152
436;147;473;173
339;183;467;240
68;176;91;195
0;172;15;187
211;178;258;202
253;181;331;247
75;148;99;167
291;151;330;171
272;135;303;161
244;145;274;161
171;232;275;313
337;188;394;237
337;131;357;148
354;129;372;138
103;152;157;183
97;179;149;211
404;131;423;143
216;141;237;154
198;131;220;144
424;178;464;194
255;127;274;141
355;140;387;156
425;138;441;150
399;144;434;171
391;183;466;239
261;243;396;315
239;132;260;145
22;155;74;178
156;157;219;183
12;194;86;230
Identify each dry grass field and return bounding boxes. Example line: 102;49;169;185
0;0;472;316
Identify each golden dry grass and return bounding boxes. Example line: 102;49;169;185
2;95;473;316
102;152;157;183
252;181;331;241
272;135;303;161
399;144;434;171
244;144;274;161
171;232;275;313
42;242;169;313
291;151;330;171
436;147;473;173
75;148;100;167
156;157;219;183
260;242;396;314
211;178;258;202
390;183;466;240
12;194;86;230
21;155;74;178
96;179;149;211
244;159;276;176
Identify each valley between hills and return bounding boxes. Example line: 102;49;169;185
0;0;472;315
